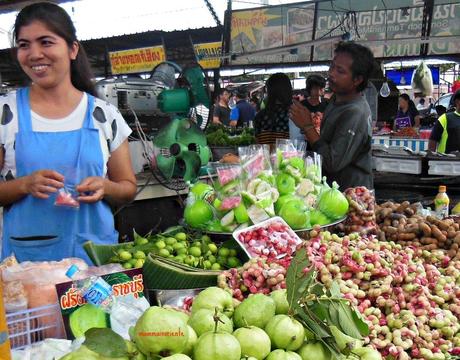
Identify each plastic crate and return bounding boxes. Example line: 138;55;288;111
428;160;460;176
6;304;65;350
374;156;422;174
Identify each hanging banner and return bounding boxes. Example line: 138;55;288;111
194;41;222;69
109;45;166;75
313;0;424;61
428;0;460;56
230;2;315;65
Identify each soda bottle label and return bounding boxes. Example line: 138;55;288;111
82;278;112;307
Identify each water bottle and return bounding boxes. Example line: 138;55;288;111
65;265;144;338
66;264;116;312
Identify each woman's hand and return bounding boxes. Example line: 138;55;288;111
76;176;105;203
25;170;64;199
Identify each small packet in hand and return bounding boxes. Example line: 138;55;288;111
55;186;80;209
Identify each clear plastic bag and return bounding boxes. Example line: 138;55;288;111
54;167;80;209
341;187;377;235
207;164;242;211
304;152;322;185
271;139;306;170
238;145;272;186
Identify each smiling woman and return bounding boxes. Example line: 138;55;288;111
0;2;137;263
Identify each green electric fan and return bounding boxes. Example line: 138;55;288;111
151;64;212;190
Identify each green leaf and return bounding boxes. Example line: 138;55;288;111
337;303;362;339
293;303;330;338
83;328;128;358
286;247;311;311
310;301;329;322
328;301;341;326
351;306;370;337
329;281;341;298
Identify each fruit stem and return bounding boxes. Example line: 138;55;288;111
213;307;224;332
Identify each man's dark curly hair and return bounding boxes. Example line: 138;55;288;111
334;41;375;93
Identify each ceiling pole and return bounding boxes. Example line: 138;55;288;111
203;0;222;27
420;0;435;56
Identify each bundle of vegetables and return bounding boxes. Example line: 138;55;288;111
205;124;255;146
302;229;460;359
376;201;460;260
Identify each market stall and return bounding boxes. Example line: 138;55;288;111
2;140;460;360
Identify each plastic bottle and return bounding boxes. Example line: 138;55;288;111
434;185;450;219
65;265;143;338
0;282;12;360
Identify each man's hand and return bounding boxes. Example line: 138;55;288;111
25;170;64;199
76;176;106;203
289;99;313;129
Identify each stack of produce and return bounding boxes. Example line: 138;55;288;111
60;286;377;360
376;201;460;260
205;124;255;147
184;145;349;232
300;229;460;359
102;228;243;271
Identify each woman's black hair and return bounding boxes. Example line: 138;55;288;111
305;74;326;96
265;73;292;112
399;93;417;113
13;2;96;96
334;41;375;93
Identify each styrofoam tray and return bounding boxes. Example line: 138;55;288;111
232;216;302;259
374;156;422;174
428;160;460;176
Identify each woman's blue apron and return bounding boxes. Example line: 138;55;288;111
1;88;118;263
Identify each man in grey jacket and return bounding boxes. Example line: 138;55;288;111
289;42;375;190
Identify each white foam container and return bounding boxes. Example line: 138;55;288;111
374;156;422;175
232;216;302;259
428;160;460;176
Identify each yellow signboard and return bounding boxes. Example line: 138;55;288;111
109;46;166;75
194;42;222;69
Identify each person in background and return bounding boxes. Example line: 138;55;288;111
249;95;261;112
429;89;460;153
393;93;421;130
229;89;256;127
212;88;231;126
289;41;375;190
253;73;291;148
0;2;136;262
302;74;328;135
416;97;426;111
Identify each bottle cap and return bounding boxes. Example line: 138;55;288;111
66;264;79;278
439;185;446;192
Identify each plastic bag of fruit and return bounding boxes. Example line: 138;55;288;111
271;139;306;171
238;144;272;186
341;186;377;235
208;163;243;211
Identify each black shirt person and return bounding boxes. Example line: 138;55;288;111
289;42;375;190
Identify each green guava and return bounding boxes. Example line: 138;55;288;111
193;331;241;360
188;309;233;337
279;199;309;230
329;325;363;352
265;315;305;351
309;210;331;226
191;287;234;318
191;182;214;201
233;293;276;329
276;173;296;195
297;341;331;360
269;289;289;315
133;306;189;357
182;325;197;356
184;199;214;228
266;349;302;360
351;347;382;360
275;194;297;214
234;203;249;224
69;303;108;339
161;355;192;360
233;326;271;360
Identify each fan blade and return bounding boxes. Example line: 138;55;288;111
197;145;211;166
152;119;180;148
176;118;207;146
156;154;176;179
177;151;201;182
